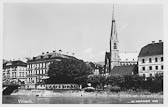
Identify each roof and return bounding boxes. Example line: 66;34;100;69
138;42;163;57
3;59;8;64
27;51;77;62
110;65;138;76
119;52;138;61
3;60;27;68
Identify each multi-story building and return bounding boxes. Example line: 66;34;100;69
138;40;163;77
3;60;27;84
26;51;77;84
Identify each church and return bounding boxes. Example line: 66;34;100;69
104;7;138;76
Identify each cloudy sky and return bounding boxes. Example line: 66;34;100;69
3;3;163;62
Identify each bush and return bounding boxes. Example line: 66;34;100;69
107;74;163;93
110;86;121;92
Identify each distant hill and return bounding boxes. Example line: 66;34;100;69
94;61;104;66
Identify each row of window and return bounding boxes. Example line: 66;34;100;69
142;57;163;63
12;72;17;77
28;62;51;69
28;70;47;75
142;73;163;77
142;65;163;71
11;72;26;77
28;78;34;83
4;67;26;71
28;67;48;70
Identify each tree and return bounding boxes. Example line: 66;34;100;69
46;58;93;86
87;75;100;89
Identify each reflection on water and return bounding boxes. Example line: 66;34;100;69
3;95;163;104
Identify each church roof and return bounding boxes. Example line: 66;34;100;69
110;65;138;76
138;41;163;57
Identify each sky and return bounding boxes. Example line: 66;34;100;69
3;3;163;62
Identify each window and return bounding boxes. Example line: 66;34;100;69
155;58;158;62
114;43;117;49
150;73;152;77
161;57;163;62
149;58;152;63
142;59;145;63
155;66;158;70
161;65;163;70
142;67;145;71
149;66;152;70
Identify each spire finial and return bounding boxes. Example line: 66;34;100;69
112;4;115;20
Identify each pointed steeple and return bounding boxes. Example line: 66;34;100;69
110;5;120;70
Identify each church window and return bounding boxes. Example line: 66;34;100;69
114;43;117;49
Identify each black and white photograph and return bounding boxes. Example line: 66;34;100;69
1;0;166;104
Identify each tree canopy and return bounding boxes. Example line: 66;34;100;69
46;58;93;85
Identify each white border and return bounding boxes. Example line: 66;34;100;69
0;0;167;107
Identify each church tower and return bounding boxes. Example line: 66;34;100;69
110;6;120;69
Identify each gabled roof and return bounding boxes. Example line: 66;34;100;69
138;42;163;57
110;65;138;76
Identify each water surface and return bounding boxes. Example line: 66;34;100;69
2;95;163;104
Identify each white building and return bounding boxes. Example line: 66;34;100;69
26;51;77;84
3;60;27;84
138;40;163;77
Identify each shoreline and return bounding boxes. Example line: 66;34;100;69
11;89;163;98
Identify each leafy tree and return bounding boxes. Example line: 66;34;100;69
87;75;107;90
87;75;100;89
46;58;93;86
107;75;123;86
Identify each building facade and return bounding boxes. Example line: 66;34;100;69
26;51;77;84
138;40;163;77
3;60;27;84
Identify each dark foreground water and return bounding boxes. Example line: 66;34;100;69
3;95;163;104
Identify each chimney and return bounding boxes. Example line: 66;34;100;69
33;57;36;60
152;41;155;44
159;40;162;43
41;56;43;59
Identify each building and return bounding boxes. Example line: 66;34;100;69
3;60;27;84
119;52;138;66
138;40;163;77
26;51;77;84
88;62;104;75
104;9;137;74
110;65;138;76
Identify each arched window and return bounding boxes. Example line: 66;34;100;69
114;43;117;49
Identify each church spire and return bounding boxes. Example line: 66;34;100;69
110;5;120;70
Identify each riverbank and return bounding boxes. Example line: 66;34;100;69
11;89;163;99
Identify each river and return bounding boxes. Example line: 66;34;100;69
2;95;163;104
